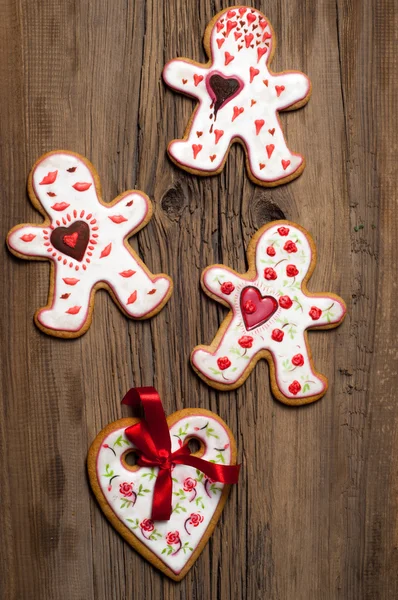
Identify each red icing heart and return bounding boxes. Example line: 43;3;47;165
50;220;90;262
63;232;78;248
240;287;278;331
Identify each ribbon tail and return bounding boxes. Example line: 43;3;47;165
151;468;173;521
175;454;241;484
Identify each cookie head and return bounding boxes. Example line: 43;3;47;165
209;7;274;69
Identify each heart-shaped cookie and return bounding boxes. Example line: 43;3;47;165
50;220;90;261
87;409;237;581
240;286;278;331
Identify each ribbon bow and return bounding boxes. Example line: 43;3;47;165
122;387;240;521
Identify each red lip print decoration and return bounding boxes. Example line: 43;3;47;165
50;220;90;262
51;202;70;211
206;71;243;119
39;170;58;185
240;286;278;331
73;182;92;192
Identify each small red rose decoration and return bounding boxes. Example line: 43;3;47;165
119;482;134;497
166;531;181;545
183;477;197;492
266;246;276;256
238;335;254;348
309;306;322;320
264;267;277;280
221;281;235;295
140;518;155;532
189;513;204;527
271;328;284;342
277;227;289;236
284;240;297;253
279;295;293;309
217;356;231;370
286;264;299;277
292;353;304;367
288;380;302;395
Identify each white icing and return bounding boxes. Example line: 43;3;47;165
7;152;171;334
163;7;310;184
95;414;232;575
191;223;346;400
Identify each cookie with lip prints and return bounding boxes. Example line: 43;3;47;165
7;151;173;337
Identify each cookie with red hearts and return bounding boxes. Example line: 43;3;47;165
191;221;346;405
88;403;238;581
7;151;173;337
163;6;311;187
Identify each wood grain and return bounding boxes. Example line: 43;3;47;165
0;0;397;598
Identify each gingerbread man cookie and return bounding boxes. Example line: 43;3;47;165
191;221;346;405
7;151;173;337
163;6;311;187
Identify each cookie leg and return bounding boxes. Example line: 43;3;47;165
271;331;327;401
168;127;231;173
192;315;257;388
36;269;94;334
104;248;172;318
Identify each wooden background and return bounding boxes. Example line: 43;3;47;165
1;0;397;598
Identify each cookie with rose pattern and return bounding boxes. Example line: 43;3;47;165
88;408;237;581
7;151;173;337
191;221;346;405
163;6;311;187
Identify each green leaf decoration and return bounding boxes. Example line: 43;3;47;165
205;427;219;440
113;435;130;448
142;467;157;481
210;483;222;494
215;452;226;464
195;470;204;482
195;496;205;509
103;464;114;478
303;383;310;393
173;489;187;500
172;502;187;514
209;367;222;376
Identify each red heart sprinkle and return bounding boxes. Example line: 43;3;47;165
255;120;265;135
224;51;234;65
266;144;275;159
249;67;260;83
192;144;202;159
194;74;203;87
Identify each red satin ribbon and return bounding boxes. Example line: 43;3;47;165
122;387;240;521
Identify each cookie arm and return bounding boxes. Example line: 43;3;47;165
7;224;52;259
106;191;151;237
202;266;245;306
273;71;311;111
301;293;346;328
163;60;208;97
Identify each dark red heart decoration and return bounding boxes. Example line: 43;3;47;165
206;71;243;118
50;220;90;262
240;286;278;331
